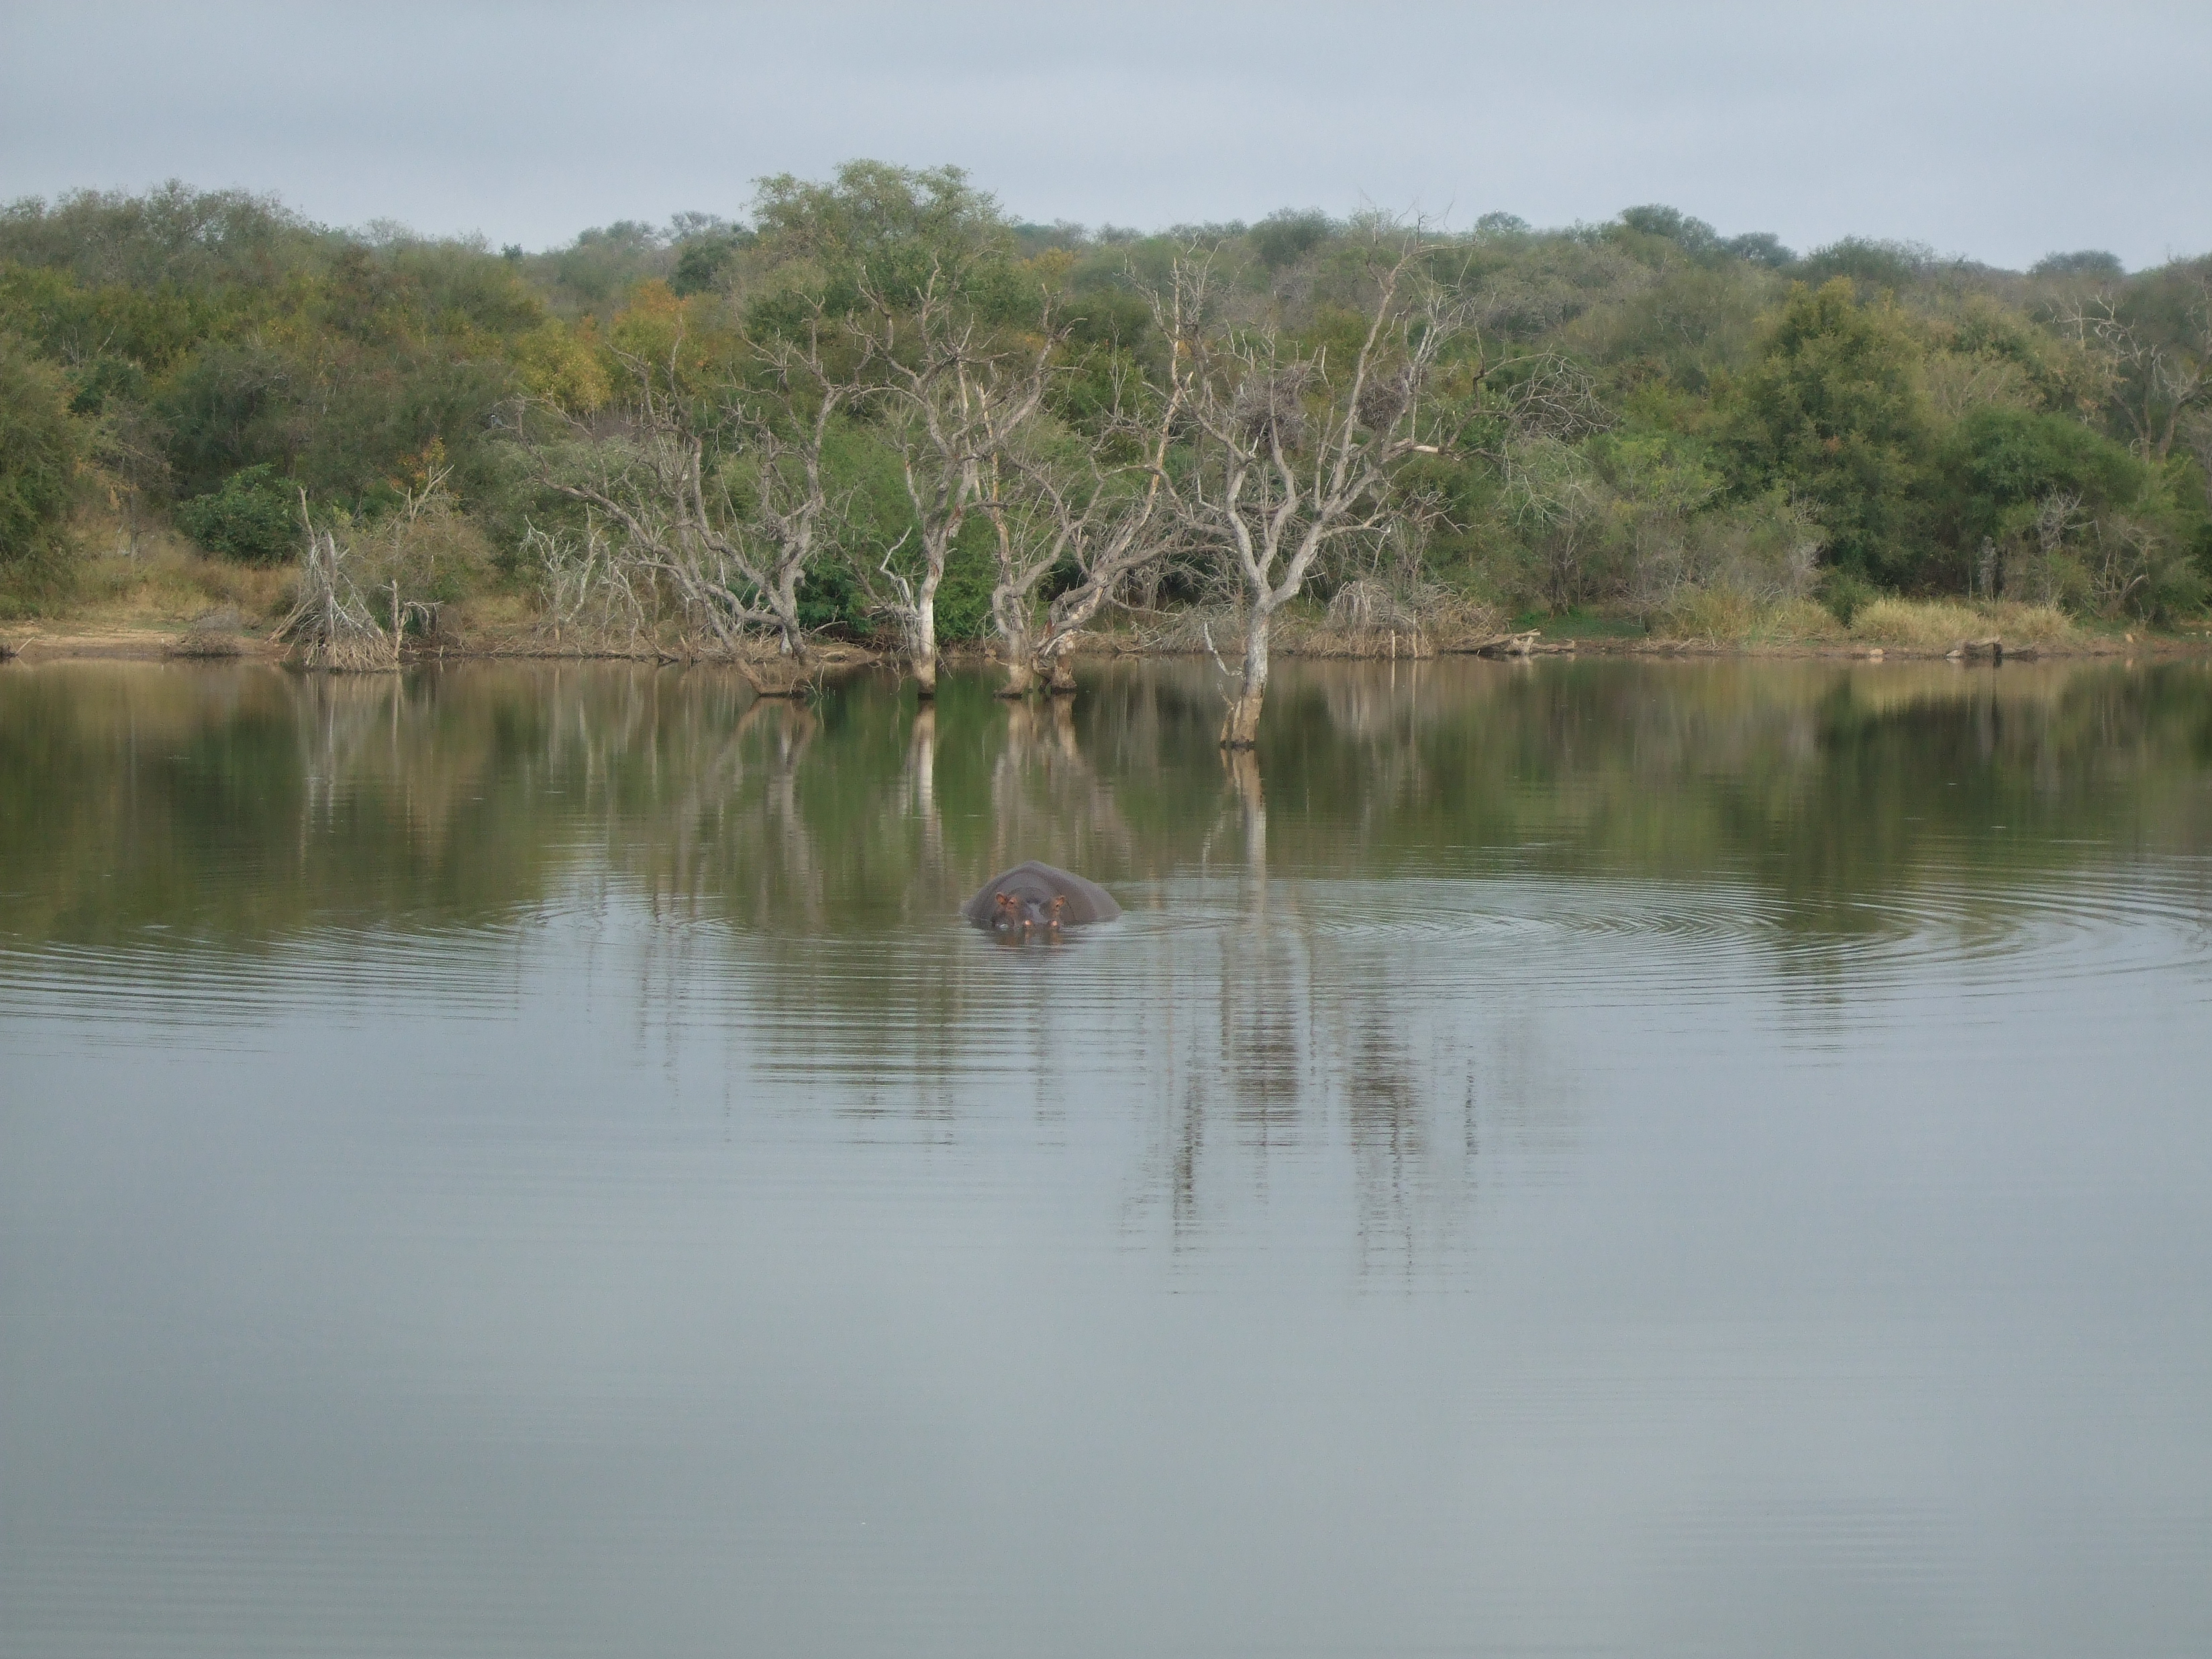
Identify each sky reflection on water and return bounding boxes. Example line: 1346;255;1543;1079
3;656;2210;1658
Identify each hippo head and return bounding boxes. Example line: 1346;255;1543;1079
991;887;1066;934
964;862;1119;936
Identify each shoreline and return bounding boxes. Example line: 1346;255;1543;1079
6;621;2209;669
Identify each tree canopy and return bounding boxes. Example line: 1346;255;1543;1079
0;174;2205;632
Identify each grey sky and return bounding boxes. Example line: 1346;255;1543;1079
5;1;2207;270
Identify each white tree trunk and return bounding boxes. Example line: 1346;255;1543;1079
910;577;940;698
993;599;1039;697
1221;601;1273;748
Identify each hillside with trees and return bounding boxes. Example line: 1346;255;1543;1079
4;171;2207;724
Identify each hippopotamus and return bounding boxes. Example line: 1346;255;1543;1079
962;861;1122;935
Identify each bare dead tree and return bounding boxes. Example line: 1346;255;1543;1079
2091;519;2156;615
2184;409;2212;512
523;515;652;654
978;450;1075;696
977;356;1187;696
2056;282;2211;461
277;513;394;672
2002;490;2084;606
856;272;1058;697
523;316;849;694
1154;238;1471;747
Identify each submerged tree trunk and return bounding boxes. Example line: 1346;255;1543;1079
909;581;940;698
738;581;816;696
993;597;1040;697
1221;605;1273;749
771;570;812;665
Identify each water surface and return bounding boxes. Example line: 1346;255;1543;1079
4;656;2210;1658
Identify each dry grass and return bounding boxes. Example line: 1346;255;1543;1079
13;499;2150;668
1650;591;1845;646
1850;597;2079;652
1966;600;2080;648
438;591;550;653
64;521;295;632
1646;591;2087;653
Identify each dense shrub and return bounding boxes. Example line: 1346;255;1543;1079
176;463;300;562
0;334;85;595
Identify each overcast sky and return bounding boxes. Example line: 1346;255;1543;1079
5;1;2208;270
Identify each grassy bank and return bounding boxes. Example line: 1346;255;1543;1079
1638;590;2205;654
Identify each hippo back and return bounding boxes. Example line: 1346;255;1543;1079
961;860;1122;926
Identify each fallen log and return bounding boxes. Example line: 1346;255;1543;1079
1469;629;1544;658
1947;636;2003;662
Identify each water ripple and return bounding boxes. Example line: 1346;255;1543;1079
4;860;2207;1033
1116;860;2212;1009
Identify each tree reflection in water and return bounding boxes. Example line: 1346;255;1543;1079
5;654;2209;1270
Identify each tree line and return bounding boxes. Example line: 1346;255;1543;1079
3;169;2209;740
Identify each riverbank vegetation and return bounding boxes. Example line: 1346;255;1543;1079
4;174;2209;728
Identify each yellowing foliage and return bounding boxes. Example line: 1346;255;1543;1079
607;282;739;392
512;318;611;413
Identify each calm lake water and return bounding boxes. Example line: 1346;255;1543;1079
3;655;2210;1658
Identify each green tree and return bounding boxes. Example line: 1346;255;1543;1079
156;342;294;498
747;162;1019;323
1941;405;2142;540
0;334;85;602
671;228;750;297
2030;250;2124;281
1250;209;1334;269
1725;279;1933;581
1795;238;1935;297
0;182;321;291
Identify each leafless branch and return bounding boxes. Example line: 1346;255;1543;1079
1144;232;1474;744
